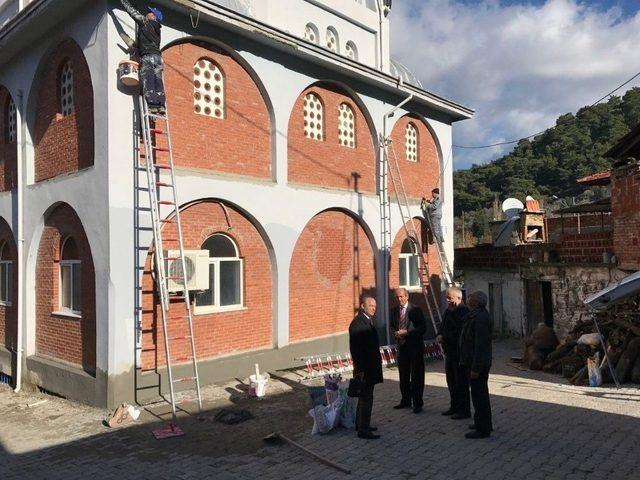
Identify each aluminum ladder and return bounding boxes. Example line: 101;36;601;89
138;96;203;432
382;135;444;337
420;199;455;288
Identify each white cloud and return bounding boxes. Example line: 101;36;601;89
390;0;640;168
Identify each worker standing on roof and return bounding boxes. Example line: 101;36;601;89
422;187;443;243
119;0;166;114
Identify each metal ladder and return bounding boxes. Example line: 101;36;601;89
382;135;444;336
137;96;203;430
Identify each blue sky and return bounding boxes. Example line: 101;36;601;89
390;0;640;169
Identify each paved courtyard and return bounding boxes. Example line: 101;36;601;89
1;341;639;479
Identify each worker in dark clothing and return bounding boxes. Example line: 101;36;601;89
421;188;443;243
437;287;471;419
349;295;383;439
119;0;166;113
459;291;493;438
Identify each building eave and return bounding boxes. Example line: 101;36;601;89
0;0;474;122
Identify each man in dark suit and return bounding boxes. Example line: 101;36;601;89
349;295;383;439
390;288;427;413
437;287;471;419
459;291;493;439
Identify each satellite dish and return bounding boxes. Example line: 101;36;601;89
525;195;535;201
502;198;524;219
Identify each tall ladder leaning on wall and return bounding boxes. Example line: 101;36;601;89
381;134;456;344
137;96;203;438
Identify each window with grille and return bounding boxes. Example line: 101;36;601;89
326;27;339;53
399;238;420;289
405;122;418;162
193;58;225;119
303;92;324;141
59;61;74;117
6;98;16;143
195;234;243;312
59;237;81;314
0;243;11;306
304;23;319;44
338;103;356;148
345;41;358;61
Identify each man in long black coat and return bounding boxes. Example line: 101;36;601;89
437;287;470;419
349;295;383;439
390;288;427;413
459;291;493;438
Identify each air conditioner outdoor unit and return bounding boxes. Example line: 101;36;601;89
164;250;210;292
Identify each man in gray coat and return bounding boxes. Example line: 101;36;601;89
422;187;443;243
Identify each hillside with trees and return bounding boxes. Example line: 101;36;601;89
453;87;640;244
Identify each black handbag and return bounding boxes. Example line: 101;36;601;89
348;373;366;398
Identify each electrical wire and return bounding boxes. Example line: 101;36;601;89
452;69;640;150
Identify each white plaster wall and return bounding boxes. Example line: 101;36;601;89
462;269;524;337
0;3;110;377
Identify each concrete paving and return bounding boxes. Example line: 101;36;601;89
1;340;639;479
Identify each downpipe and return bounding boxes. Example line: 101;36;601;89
14;89;25;392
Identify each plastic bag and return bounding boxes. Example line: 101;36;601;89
588;352;602;387
337;381;357;429
578;333;602;346
324;373;342;405
309;403;338;435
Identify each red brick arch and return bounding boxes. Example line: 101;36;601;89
287;83;376;193
33;39;94;182
0;86;17;191
389;114;441;200
289;209;376;342
161;40;272;179
35;203;96;374
0;216;17;350
141;200;273;369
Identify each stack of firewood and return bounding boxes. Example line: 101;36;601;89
523;297;640;385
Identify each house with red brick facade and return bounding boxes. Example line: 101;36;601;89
456;125;640;341
0;0;472;406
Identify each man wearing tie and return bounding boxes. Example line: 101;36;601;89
390;288;427;413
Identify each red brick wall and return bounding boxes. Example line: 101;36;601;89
390;218;441;331
162;42;271;179
35;204;96;374
34;39;94;182
611;165;640;270
287;85;376;193
556;231;613;264
289;210;376;342
389;115;440;200
547;214;612;242
0;87;17;191
455;244;551;270
0;218;17;350
141;201;272;369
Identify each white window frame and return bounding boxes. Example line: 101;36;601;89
0;258;12;307
398;253;421;290
195;235;245;314
58;259;81;316
59;60;74;118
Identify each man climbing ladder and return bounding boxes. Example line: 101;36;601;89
119;0;166;114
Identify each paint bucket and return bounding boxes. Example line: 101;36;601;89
249;373;270;397
118;59;140;87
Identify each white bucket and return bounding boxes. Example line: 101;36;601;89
249;373;270;397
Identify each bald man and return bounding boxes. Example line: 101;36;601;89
437;287;470;419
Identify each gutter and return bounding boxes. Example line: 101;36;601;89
14;88;25;392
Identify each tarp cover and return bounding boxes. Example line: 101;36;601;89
584;271;640;310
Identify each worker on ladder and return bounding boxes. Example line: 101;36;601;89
119;0;166;114
422;187;443;243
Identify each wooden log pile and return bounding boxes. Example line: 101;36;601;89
523;296;640;385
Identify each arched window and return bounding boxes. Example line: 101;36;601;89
0;242;12;306
193;58;225;119
59;60;74;117
5;97;16;143
304;23;319;44
399;238;420;289
195;234;243;311
345;41;358;61
405;122;418;162
338;103;356;149
326;27;339;53
59;237;81;314
303;92;324;141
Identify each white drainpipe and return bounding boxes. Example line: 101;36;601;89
14;89;25;392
